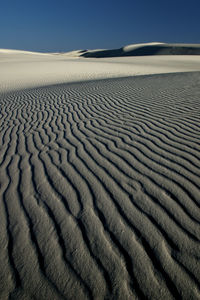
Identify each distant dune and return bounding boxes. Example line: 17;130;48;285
0;44;200;93
0;44;200;299
80;42;200;57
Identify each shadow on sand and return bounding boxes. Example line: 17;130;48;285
81;44;200;58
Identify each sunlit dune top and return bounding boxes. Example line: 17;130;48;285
123;42;165;52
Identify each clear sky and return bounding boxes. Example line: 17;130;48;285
1;0;200;52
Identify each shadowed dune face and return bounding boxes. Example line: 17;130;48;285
0;72;200;299
81;43;200;58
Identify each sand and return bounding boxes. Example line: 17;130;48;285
0;45;200;299
1;45;200;93
80;42;200;57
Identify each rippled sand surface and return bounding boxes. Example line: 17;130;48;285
0;72;200;299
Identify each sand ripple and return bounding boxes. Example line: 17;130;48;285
0;72;200;299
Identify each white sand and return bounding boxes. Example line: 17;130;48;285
0;46;200;93
0;44;200;299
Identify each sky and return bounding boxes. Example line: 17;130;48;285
0;0;200;52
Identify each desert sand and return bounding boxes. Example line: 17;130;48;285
0;43;200;299
1;42;200;93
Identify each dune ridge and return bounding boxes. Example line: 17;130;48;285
80;42;200;58
0;72;200;299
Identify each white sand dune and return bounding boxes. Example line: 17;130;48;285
81;42;200;57
0;45;200;299
0;46;200;93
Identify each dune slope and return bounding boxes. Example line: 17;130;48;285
1;47;200;93
81;42;200;58
0;72;200;299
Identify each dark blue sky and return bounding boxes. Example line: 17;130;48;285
1;0;200;52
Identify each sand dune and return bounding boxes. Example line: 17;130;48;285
0;44;200;299
0;71;200;299
81;42;200;58
1;46;200;93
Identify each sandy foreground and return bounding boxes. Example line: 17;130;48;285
0;48;200;299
